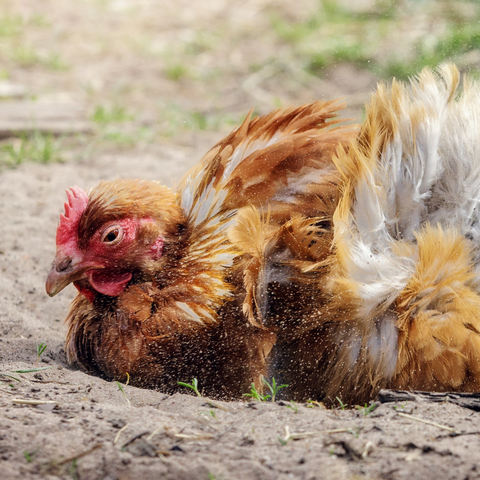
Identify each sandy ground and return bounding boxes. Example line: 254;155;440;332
2;1;480;479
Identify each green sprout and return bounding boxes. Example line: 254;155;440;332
200;409;217;419
243;383;270;402
285;401;298;413
177;378;201;397
92;104;133;125
356;403;376;417
0;132;63;168
116;373;131;407
11;367;53;373
36;343;47;365
0;372;21;382
278;436;288;446
244;378;288;402
23;448;38;463
262;378;288;402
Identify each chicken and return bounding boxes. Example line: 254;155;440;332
252;64;480;405
45;101;356;398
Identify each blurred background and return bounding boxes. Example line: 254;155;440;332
1;0;480;167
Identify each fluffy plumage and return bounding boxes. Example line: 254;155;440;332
254;64;480;404
46;101;356;398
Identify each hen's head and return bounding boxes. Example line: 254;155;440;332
46;179;185;302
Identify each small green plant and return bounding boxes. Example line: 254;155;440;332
348;427;360;438
0;132;63;168
199;408;217;419
262;378;288;402
101;131;137;145
243;383;270;402
285;401;298;413
70;458;79;480
44;53;69;71
116;373;130;407
243;378;288;402
0;14;23;37
336;396;348;410
157;102;243;136
306;399;323;408
188;111;209;130
11;45;40;66
356;403;376;417
178;378;201;397
0;140;25;167
32;132;61;163
116;382;130;407
35;343;47;365
92;104;134;125
384;22;480;81
23;448;39;463
165;63;189;82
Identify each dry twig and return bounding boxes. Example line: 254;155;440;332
282;425;356;443
12;398;57;406
397;412;456;433
174;433;214;440
121;431;150;449
205;400;229;412
146;425;165;442
113;423;129;444
57;443;103;466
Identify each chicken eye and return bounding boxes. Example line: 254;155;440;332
102;226;123;245
105;230;118;242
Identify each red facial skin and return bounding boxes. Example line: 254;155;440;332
46;216;164;301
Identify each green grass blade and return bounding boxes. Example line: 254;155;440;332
116;381;131;407
12;367;53;373
0;372;21;381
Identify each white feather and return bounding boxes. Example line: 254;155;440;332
176;302;204;324
336;65;459;316
222;132;283;182
366;310;399;379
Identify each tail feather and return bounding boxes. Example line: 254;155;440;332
253;64;480;404
390;225;480;391
332;64;460;318
328;64;480;399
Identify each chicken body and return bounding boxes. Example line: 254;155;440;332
256;64;480;405
46;102;355;398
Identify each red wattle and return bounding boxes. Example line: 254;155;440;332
87;271;133;297
74;282;96;303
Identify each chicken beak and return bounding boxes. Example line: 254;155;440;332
45;255;104;297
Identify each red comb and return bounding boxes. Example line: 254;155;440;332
56;186;89;246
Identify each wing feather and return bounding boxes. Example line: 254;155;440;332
174;101;356;326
